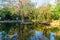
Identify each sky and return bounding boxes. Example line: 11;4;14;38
31;0;56;7
0;0;56;7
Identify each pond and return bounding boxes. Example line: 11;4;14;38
0;23;59;40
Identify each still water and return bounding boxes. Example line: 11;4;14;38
0;23;58;40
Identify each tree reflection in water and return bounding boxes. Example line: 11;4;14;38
0;23;35;40
0;23;54;40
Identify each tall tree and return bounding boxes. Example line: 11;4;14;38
37;4;52;21
15;0;34;21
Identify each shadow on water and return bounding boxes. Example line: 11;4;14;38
0;23;57;40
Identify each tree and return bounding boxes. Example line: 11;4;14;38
14;0;35;21
51;4;60;20
0;7;15;20
37;4;52;21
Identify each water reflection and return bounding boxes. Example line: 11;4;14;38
0;23;57;40
50;33;56;40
